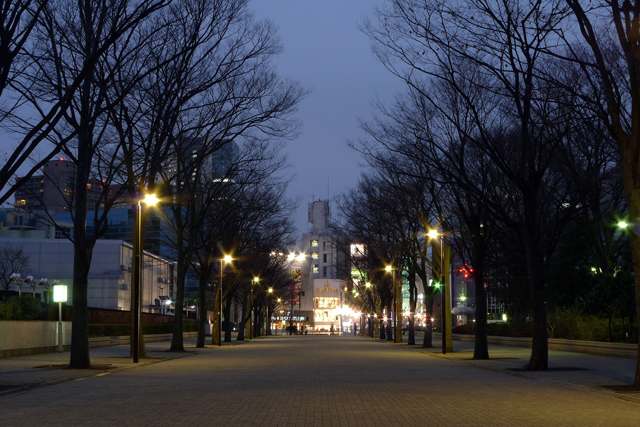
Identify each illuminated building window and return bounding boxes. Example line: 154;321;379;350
313;264;319;274
311;252;318;260
310;239;318;247
350;243;365;257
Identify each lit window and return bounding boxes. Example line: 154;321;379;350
350;244;365;257
311;252;318;260
313;264;319;274
87;183;91;189
311;240;318;247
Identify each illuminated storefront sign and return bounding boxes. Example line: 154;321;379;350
315;281;338;293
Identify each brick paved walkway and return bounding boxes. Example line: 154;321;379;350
1;335;639;426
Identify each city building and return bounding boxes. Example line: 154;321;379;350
291;200;348;333
0;238;174;312
14;158;106;215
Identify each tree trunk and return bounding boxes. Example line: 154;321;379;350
211;281;220;345
237;294;246;341
422;291;435;348
196;269;210;348
395;275;402;343
620;166;640;387
69;126;93;369
408;267;416;345
473;268;489;360
379;318;386;340
522;223;548;370
170;262;186;351
224;292;232;342
70;247;91;368
266;303;272;336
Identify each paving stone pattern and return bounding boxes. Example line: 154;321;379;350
1;336;639;426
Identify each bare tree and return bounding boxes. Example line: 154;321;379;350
363;0;589;370
26;0;171;369
563;0;640;388
0;245;30;292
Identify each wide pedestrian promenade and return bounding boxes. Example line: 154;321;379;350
1;335;639;426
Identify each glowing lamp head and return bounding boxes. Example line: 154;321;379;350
143;194;159;206
427;229;439;239
223;255;233;263
268;287;273;293
365;282;371;288
618;221;629;229
52;284;68;303
385;265;392;272
254;277;260;283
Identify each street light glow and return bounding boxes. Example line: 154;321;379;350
143;193;159;206
385;265;392;272
618;221;629;229
268;287;273;293
254;277;260;283
224;255;233;263
365;282;371;288
427;229;439;239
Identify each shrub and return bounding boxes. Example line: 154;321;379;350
0;295;42;320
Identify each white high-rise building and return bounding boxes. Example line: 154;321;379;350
293;200;347;333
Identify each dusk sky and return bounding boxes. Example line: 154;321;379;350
250;0;405;236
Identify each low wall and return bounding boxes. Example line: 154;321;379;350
88;332;198;348
0;321;72;358
452;333;638;358
0;321;198;358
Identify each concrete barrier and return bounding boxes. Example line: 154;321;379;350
0;321;72;358
451;333;638;358
0;321;198;358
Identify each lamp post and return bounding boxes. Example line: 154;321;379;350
24;275;35;297
267;287;273;335
428;229;447;354
133;193;158;363
39;278;50;303
9;273;22;297
52;284;67;352
219;255;233;346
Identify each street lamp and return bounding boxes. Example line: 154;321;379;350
276;297;282;335
219;255;233;346
386;265;401;343
267;287;273;335
9;273;22;297
39;278;51;303
428;228;447;354
132;192;159;363
24;275;35;297
52;283;67;352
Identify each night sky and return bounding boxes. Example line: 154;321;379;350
250;0;405;236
